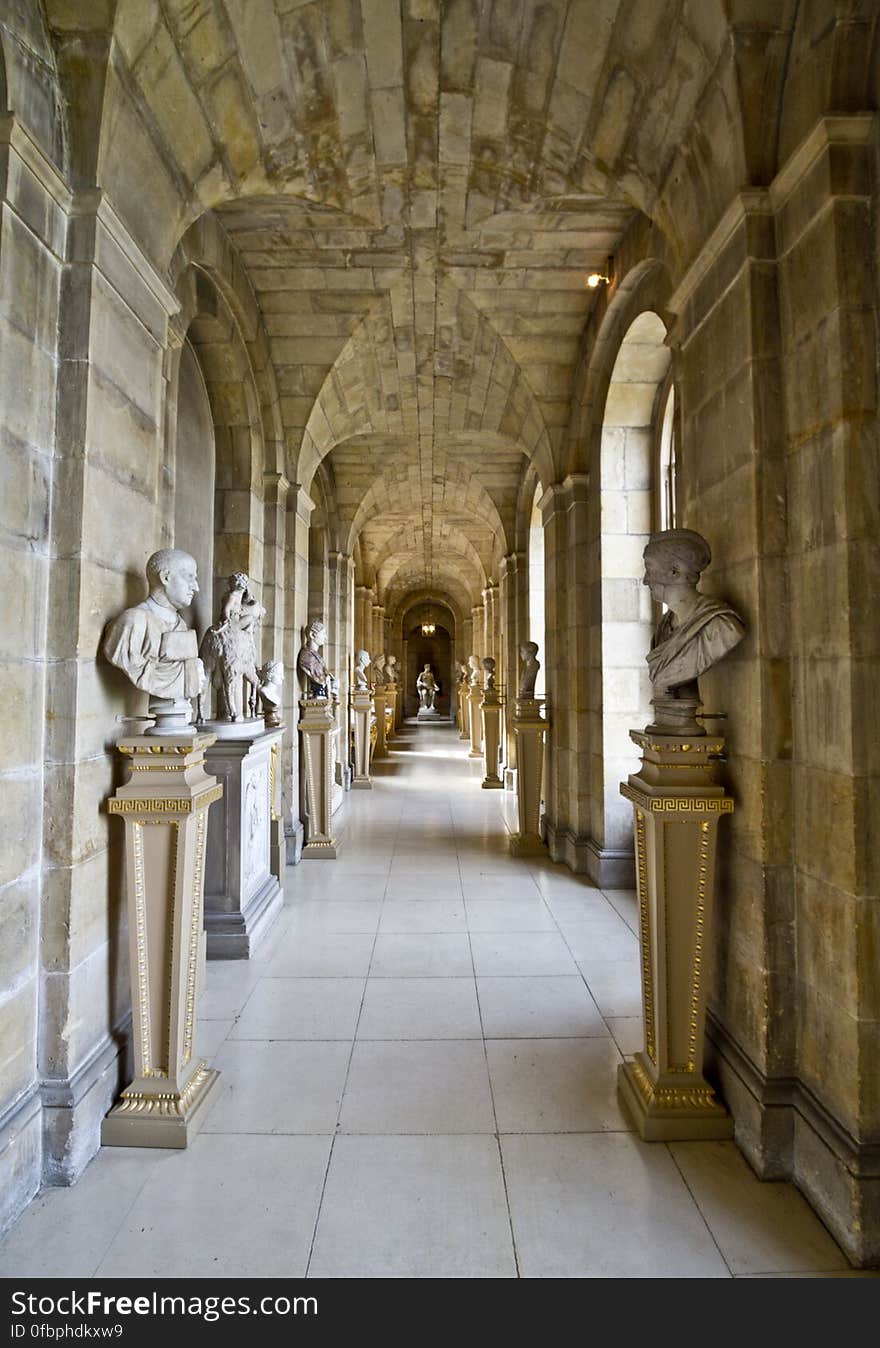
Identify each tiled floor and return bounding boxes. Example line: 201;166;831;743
0;722;868;1279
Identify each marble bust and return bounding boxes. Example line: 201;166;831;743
103;548;205;733
482;656;496;690
468;653;482;687
643;528;745;733
354;649;371;690
297;617;331;698
518;641;540;697
373;653;387;685
385;653;399;685
258;659;284;727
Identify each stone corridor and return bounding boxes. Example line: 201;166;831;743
0;723;855;1279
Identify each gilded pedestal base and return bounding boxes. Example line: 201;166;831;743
617;730;734;1141
372;687;388;760
467;687;483;758
510;698;547;855
103;734;224;1148
350;689;373;789
299;698;340;858
480;691;503;788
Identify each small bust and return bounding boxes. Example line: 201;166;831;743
519;641;540;697
103;549;205;731
373;653;387;685
297;617;330;698
643;528;745;730
482;656;496;690
385;653;399;685
458;662;469;684
354;649;371;690
258;659;284;728
467;653;482;686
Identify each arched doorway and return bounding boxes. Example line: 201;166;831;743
405;623;452;719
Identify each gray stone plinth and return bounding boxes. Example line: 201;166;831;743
204;726;285;959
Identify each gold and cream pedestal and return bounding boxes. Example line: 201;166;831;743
459;685;471;741
350;688;373;789
372;685;388;760
299;697;340;858
509;697;547;855
467;685;484;758
102;735;223;1148
480;688;504;789
617;731;734;1141
385;682;399;739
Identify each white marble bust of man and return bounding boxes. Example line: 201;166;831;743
103;548;203;701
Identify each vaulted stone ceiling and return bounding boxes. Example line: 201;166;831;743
110;0;735;610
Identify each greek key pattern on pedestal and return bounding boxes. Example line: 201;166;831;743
108;784;223;817
621;783;733;815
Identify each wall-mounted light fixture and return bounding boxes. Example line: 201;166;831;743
586;271;610;289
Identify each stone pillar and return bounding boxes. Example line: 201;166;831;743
468;683;483;758
298;697;340;858
282;483;314;865
480;688;503;789
617;733;734;1142
102;735;224;1147
372;684;388;759
510;697;548;856
350;689;373;788
261;471;289;662
203;726;285;959
355;585;373;653
327;552;354;789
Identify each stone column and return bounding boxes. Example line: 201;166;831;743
468;682;483;759
350;689;373;788
298;697;340;858
617;733;734;1142
372;684;388;759
510;697;548;856
328;552;354;789
203;726;285;958
102;735;224;1147
500;552;526;788
261;471;289;662
282;483;314;864
480;687;503;789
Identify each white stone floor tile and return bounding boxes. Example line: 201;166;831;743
309;1136;516;1278
577;957;643;1017
97;1135;331;1279
0;1148;166;1277
378;898;467;932
358;977;482;1040
2;721;853;1279
339;1041;496;1133
465;898;558;932
502;1134;731;1278
471;931;579;976
370;932;473;977
669;1141;850;1275
229;977;366;1040
265;931;375;977
477;976;609;1039
487;1038;630;1133
204;1040;350;1134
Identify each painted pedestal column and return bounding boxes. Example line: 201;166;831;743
480;688;504;789
459;686;470;741
467;686;483;758
103;734;223;1147
509;697;547;855
299;697;341;858
202;726;285;959
372;686;388;760
350;689;373;789
617;731;734;1141
385;683;399;738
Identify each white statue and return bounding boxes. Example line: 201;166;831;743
416;663;438;712
198;573;265;722
258;659;284;728
385;653;399;685
373;652;387;685
468;653;482;687
519;641;540;697
482;656;496;690
643;528;745;733
103;548;205;733
354;649;371;690
297;617;331;698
